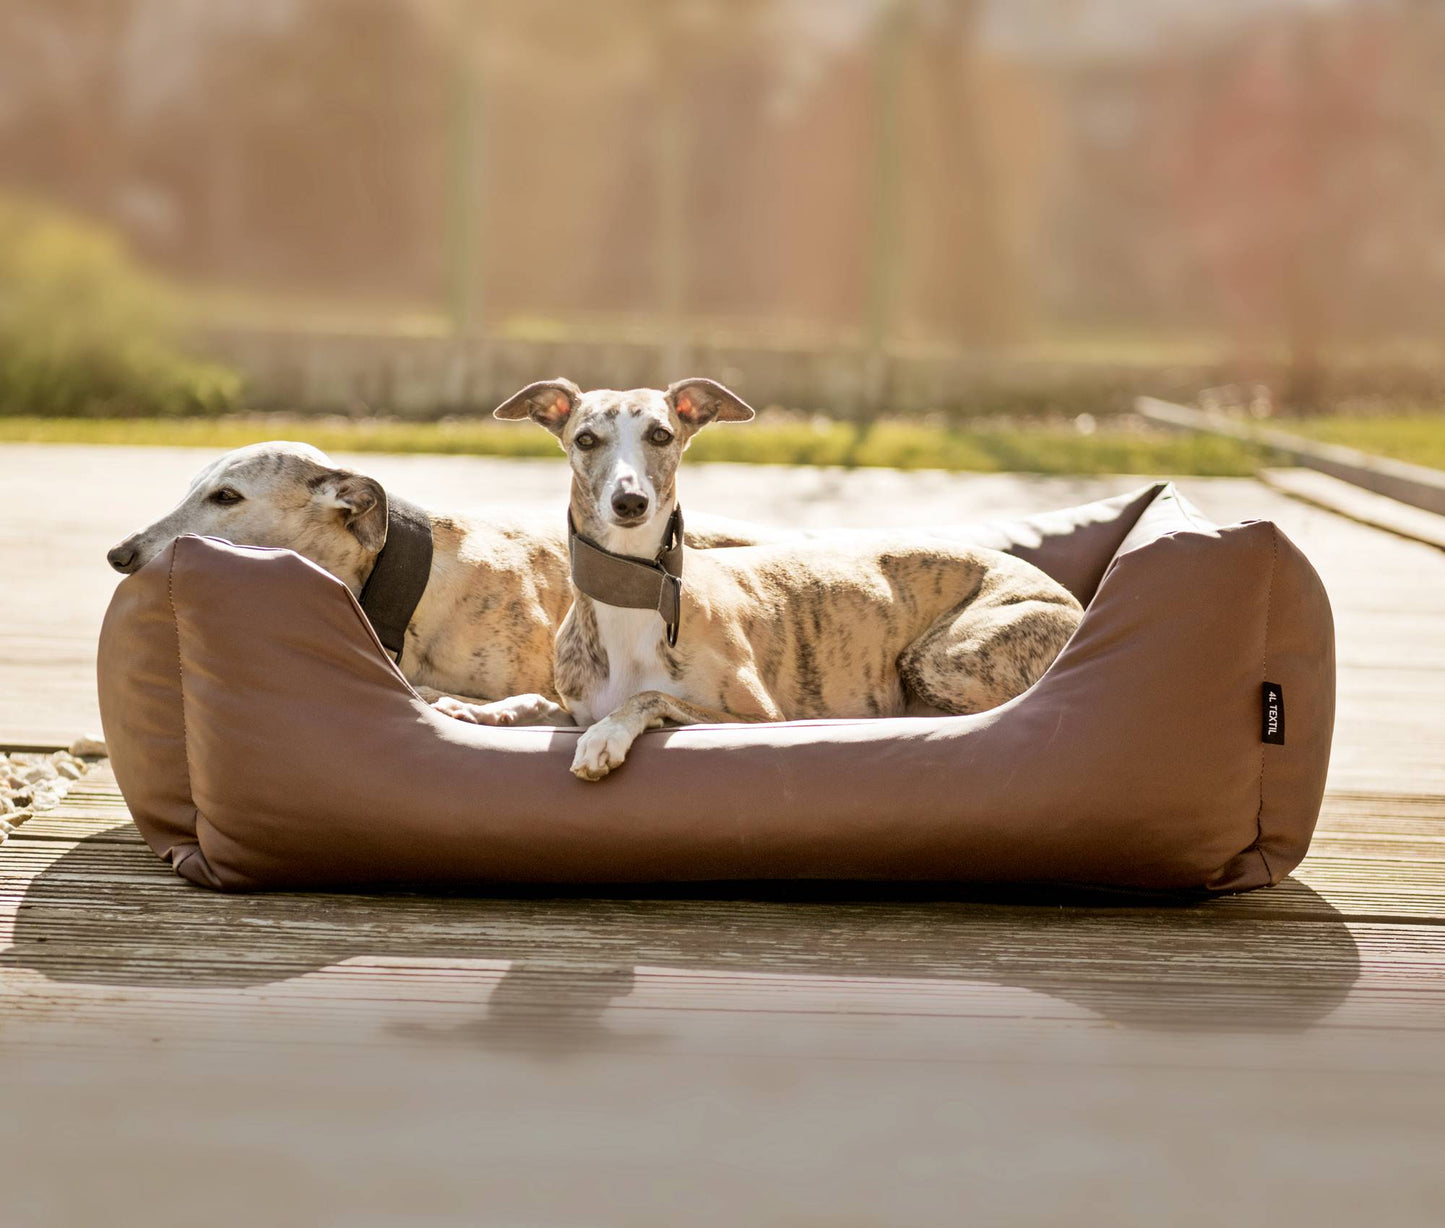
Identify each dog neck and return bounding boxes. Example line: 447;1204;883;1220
566;483;686;686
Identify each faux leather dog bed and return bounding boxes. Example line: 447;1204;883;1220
97;481;1334;895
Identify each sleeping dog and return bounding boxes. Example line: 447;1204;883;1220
105;440;771;710
441;378;1084;779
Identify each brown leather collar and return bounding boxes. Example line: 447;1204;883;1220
568;506;684;647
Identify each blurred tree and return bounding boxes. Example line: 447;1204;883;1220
909;0;1040;345
0;0;451;300
0;0;139;219
10;0;1441;400
864;0;908;411
446;0;484;332
182;0;449;297
1170;5;1443;407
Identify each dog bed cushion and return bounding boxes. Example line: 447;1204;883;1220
97;481;1335;894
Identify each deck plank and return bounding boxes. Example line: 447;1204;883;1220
11;770;1445;924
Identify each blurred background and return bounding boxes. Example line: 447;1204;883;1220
1;0;1442;472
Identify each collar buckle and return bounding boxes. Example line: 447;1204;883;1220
661;571;682;647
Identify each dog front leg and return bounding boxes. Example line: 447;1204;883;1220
433;693;574;727
571;691;737;781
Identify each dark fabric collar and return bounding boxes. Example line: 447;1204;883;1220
358;493;434;660
568;506;685;647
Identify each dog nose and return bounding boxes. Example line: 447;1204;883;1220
611;491;649;520
107;544;140;574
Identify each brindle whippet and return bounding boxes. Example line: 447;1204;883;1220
440;378;1084;779
106;440;771;710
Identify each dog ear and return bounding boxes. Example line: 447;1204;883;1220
315;471;388;553
494;378;582;435
666;378;755;431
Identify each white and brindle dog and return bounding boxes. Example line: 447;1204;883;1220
106;440;770;709
442;378;1084;780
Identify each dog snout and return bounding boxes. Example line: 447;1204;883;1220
611;490;649;521
106;541;142;574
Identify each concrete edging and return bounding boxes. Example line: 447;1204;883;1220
1257;469;1445;552
1137;396;1445;518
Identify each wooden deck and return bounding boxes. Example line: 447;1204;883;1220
2;446;1443;1226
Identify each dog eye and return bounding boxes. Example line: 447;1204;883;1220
574;431;598;450
648;428;674;446
208;488;244;505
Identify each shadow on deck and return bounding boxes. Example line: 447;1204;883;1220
3;825;1361;1052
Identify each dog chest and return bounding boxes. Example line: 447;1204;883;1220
578;605;676;722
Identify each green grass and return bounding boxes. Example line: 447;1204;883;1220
0;415;1267;476
1278;414;1445;470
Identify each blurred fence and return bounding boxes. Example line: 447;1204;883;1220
203;323;1226;419
203;323;1445;421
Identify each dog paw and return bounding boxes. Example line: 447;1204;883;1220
433;694;562;726
571;720;633;781
434;696;531;726
488;694;560;725
431;696;481;723
432;696;512;724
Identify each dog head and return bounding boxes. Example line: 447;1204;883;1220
494;377;753;549
106;441;389;593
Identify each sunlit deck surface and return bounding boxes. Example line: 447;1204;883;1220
3;447;1443;1225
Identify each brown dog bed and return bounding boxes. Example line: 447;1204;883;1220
97;481;1334;894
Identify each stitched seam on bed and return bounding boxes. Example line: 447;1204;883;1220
1253;526;1280;884
164;545;201;851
